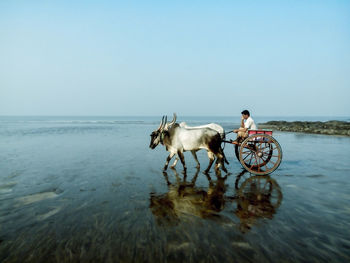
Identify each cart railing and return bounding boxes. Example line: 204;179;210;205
248;130;273;142
248;130;273;136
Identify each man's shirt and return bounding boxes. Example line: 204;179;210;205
244;117;257;130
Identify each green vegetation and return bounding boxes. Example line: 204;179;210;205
259;120;350;136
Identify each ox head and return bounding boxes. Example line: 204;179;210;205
149;113;177;149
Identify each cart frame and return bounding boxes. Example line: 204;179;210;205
223;130;282;175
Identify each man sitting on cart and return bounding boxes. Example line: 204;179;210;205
232;110;257;144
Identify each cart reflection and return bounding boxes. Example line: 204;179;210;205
233;171;283;232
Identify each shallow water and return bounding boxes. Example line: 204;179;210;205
0;116;349;263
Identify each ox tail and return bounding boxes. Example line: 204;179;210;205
218;135;229;165
208;133;229;165
220;146;229;165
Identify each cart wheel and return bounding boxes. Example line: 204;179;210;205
239;134;282;175
236;142;273;165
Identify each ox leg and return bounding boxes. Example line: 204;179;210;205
178;151;187;172
204;152;215;174
191;150;200;168
221;160;228;173
215;151;228;173
164;152;175;171
215;154;221;170
170;156;179;169
219;148;228;173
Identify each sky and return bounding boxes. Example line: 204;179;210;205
0;0;349;116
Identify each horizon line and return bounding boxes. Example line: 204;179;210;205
0;114;349;117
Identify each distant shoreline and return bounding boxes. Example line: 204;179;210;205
259;120;350;137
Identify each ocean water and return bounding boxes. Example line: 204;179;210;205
0;116;349;263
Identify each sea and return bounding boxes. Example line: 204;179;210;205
0;116;349;263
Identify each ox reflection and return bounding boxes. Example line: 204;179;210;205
150;168;228;226
150;169;283;232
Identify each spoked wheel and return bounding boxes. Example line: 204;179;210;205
235;143;273;165
239;134;282;175
236;143;273;169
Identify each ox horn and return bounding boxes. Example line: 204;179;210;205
157;116;165;131
161;116;167;131
168;113;177;126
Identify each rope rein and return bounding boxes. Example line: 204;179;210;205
224;130;234;135
221;130;236;151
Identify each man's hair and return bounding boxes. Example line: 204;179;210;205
241;110;250;116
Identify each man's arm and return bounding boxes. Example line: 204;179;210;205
234;116;247;132
240;117;248;131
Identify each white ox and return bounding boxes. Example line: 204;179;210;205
167;122;225;168
179;122;225;139
149;114;227;173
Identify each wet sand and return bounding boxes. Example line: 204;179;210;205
0;118;349;262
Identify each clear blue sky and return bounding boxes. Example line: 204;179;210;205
1;0;349;116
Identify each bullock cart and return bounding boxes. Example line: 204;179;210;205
223;130;282;175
